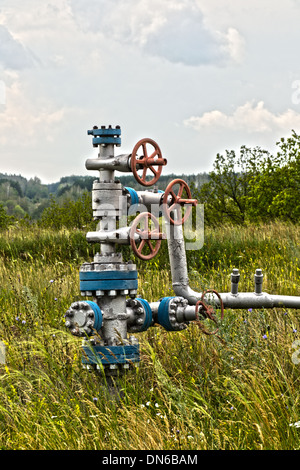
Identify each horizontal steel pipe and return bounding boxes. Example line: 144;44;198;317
200;291;300;309
85;154;131;172
86;227;136;244
166;217;300;310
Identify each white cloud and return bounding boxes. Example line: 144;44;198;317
184;101;300;134
70;0;245;66
220;27;245;64
0;78;74;147
0;24;36;70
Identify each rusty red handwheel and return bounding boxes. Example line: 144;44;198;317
129;212;165;260
130;138;167;187
163;178;198;225
194;289;225;337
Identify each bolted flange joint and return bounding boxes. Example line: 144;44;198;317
87;125;121;147
126;298;153;332
79;262;138;297
157;296;189;331
82;343;140;371
65;301;103;337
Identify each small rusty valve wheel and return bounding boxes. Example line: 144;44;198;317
163;178;198;225
130;138;167;186
194;289;225;338
129;212;166;260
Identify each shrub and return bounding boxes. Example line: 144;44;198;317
0;203;14;230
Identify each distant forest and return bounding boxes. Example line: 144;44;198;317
2;130;300;227
0;172;209;220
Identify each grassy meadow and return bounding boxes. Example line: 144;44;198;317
0;222;299;450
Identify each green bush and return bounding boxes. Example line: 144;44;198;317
38;192;94;230
0;203;14;230
192;130;300;225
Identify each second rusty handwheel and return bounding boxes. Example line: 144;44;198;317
130;138;167;186
129;212;165;260
194;289;225;337
163;178;198;225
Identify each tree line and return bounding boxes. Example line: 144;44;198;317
0;129;300;229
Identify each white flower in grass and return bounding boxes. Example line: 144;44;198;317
289;421;300;428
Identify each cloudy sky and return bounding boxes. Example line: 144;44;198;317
1;0;300;183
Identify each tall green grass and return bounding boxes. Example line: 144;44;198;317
0;223;299;449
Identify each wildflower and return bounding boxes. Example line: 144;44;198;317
16;317;20;321
93;397;98;402
289;421;300;428
155;403;159;408
248;308;252;313
22;320;26;325
49;280;54;283
54;298;58;301
293;329;297;334
146;401;150;406
262;334;267;339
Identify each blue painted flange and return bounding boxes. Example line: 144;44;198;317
136;298;152;331
80;278;138;292
157;296;177;331
124;187;139;206
79;270;138;281
79;270;138;292
87;127;121;146
87;128;121;136
92;136;121;145
84;301;103;331
82;344;140;365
